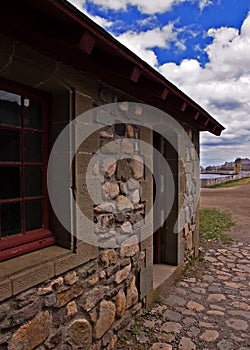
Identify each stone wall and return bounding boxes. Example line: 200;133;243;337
0;34;200;349
0;35;152;349
201;172;250;188
0;253;144;349
180;126;200;264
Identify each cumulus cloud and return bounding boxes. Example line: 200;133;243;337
67;0;250;165
68;0;213;15
160;12;250;165
68;0;86;11
116;23;185;67
67;0;113;28
87;14;113;27
199;0;213;11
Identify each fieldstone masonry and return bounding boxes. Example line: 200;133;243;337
0;35;200;349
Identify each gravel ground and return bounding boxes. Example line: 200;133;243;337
116;183;250;350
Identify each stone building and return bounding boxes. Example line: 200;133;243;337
0;1;224;349
234;158;250;173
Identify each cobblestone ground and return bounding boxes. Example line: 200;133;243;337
117;240;250;350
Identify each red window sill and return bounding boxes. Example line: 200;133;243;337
0;229;55;261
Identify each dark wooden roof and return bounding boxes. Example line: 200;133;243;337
0;0;224;135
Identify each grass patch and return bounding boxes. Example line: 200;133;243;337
209;177;250;188
128;326;140;335
200;208;234;243
154;295;164;305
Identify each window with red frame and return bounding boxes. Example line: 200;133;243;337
0;80;55;261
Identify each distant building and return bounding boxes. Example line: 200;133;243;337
221;161;234;171
234;158;250;173
205;165;220;172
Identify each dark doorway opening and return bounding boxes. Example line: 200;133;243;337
153;131;178;266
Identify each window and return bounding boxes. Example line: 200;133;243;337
0;79;55;261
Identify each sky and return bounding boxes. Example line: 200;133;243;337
68;0;250;167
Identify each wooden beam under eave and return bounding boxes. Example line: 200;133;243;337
181;102;187;112
204;118;209;127
194;111;200;120
79;32;96;54
161;88;169;100
130;66;141;82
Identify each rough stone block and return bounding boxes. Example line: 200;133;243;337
94;301;116;339
120;237;139;258
126;275;138;308
116;290;126;317
80;286;110;312
100;249;117;268
115;264;131;284
8;311;52;350
67;318;92;349
130;156;144;180
56;281;86;307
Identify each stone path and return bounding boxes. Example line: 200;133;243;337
117;241;250;349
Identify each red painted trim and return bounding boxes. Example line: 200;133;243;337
0;123;44;133
0;162;22;166
0;229;53;250
0;198;22;204
0;196;43;204
0;162;43;167
0;78;54;259
0;236;56;262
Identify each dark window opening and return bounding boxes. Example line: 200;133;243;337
0;80;55;261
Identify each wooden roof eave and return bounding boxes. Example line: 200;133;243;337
0;0;225;135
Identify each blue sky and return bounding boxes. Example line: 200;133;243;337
68;0;250;167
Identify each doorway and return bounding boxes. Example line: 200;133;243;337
153;131;178;266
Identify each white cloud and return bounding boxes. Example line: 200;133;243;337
160;12;250;164
116;23;185;67
68;0;86;11
87;14;113;27
67;0;250;165
89;0;178;14
199;0;213;11
67;0;113;28
68;0;213;15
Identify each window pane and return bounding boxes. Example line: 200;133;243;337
0;90;21;126
25;167;42;197
24;132;41;162
24;99;42;130
25;200;42;231
0;130;20;162
0;202;21;237
0;167;20;199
